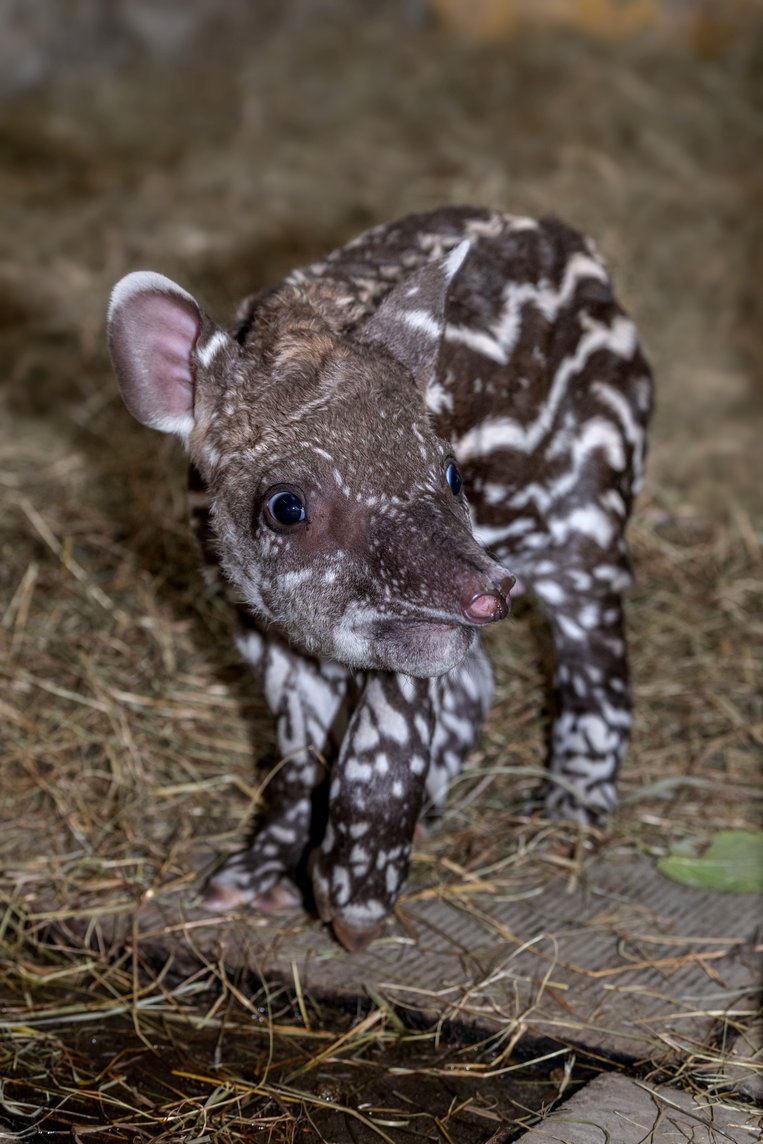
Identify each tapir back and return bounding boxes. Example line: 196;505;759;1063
275;206;652;580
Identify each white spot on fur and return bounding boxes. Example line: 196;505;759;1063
263;646;291;711
556;614;585;641
196;330;230;368
601;488;626;517
354;708;380;753
569;570;593;591
445;323;506;364
571;416;626;472
332;865;350;905
473;516;540;547
414;714;429;743
403;309;442;339
367;683;410;745
281;568;312;591
564;505;615;548
577;603;602;629
534;580;566;606
482;482;508;506
508;216;540;233
287;798;311;820
593;564;631;589
270;823;297;843
546;504;615;549
426;376;453;415
334;899;386;926
580;713;619;753
444;239;470;279
235;629;265;666
346;759;373;783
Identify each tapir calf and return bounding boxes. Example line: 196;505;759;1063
108;207;652;950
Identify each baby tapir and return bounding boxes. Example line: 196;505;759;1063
108;207;652;951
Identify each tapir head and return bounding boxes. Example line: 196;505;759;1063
107;242;513;677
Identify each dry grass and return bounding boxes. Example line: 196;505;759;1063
1;9;762;1139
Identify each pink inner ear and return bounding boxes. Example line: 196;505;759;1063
109;277;203;432
134;292;200;420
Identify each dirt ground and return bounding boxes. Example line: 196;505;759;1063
1;8;761;1140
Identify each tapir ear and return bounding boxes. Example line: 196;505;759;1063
358;239;470;383
107;271;231;439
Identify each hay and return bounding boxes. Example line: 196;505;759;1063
1;9;762;1137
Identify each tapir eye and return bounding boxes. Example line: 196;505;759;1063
265;489;307;528
445;461;463;496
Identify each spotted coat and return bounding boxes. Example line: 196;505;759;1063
107;207;652;951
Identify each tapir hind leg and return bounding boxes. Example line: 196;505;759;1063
532;574;632;825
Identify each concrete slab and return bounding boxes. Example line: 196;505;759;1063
53;849;762;1068
512;1073;761;1143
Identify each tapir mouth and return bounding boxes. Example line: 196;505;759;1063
369;615;463;642
375;614;459;632
368;587;511;638
340;580;511;675
374;587;511;634
364;617;476;677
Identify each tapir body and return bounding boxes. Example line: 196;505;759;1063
108;207;652;950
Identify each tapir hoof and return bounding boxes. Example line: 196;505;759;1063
203;871;301;913
331;917;385;952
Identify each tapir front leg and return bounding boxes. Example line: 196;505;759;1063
312;672;433;951
424;639;494;816
204;623;353;911
313;641;494;951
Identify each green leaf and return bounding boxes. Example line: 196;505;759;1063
657;830;763;893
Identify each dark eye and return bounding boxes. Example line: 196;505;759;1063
265;490;306;528
445;461;463;496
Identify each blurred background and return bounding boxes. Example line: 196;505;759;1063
0;2;761;1135
1;0;760;503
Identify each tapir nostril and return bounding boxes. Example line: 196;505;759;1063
462;589;510;625
498;574;516;598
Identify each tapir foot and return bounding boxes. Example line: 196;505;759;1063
311;863;388;951
202;858;301;914
330;917;385;952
